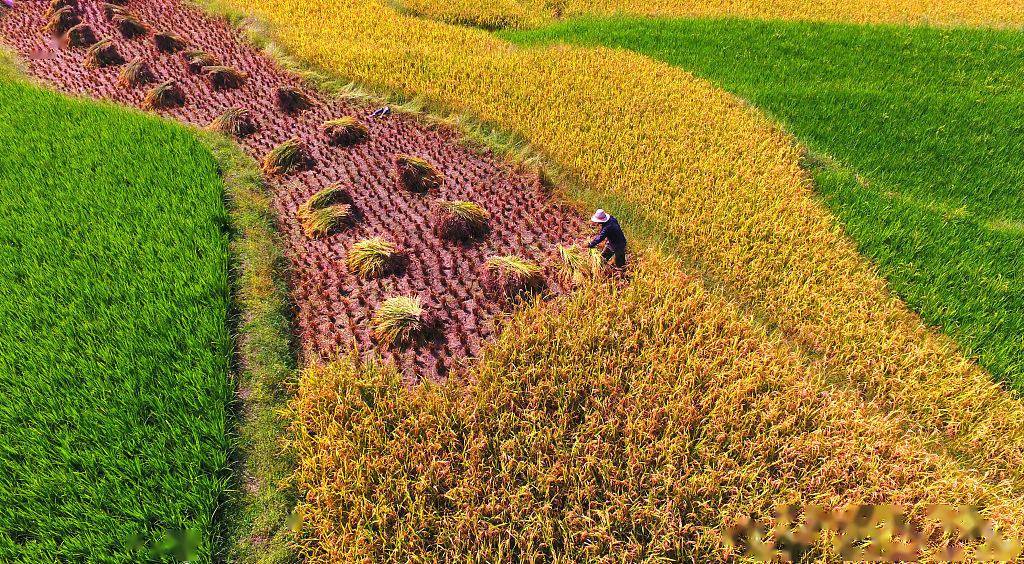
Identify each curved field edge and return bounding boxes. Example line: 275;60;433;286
210;0;1024;499
500;18;1024;388
386;0;1024;31
200;133;298;563
0;57;229;559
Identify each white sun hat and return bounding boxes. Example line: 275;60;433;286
591;209;610;223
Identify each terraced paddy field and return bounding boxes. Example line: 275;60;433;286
0;61;230;560
4;0;1024;560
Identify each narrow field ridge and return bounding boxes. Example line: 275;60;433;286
0;0;584;379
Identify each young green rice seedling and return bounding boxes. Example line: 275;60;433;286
262;137;312;176
154;32;187;53
43;7;80;36
482;255;545;301
117;58;154;87
207;107;257;137
142;80;185;110
114;14;148;39
276;85;314;114
84;39;125;68
557;244;605;286
64;23;96;48
347;237;399;278
434;199;490;241
372;296;431;348
203;65;248;91
393;154;443;193
301;204;352;239
323;116;369;146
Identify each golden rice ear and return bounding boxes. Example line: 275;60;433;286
118;57;154;88
203;65;248;91
482;255;546;302
43;7;81;36
183;50;218;74
84;39;125;69
207;107;258;138
47;0;78;18
323;117;369;147
102;2;128;20
393;154;443;194
276;85;314;114
372;296;434;348
154;32;187;54
347;238;400;279
142;79;185;110
114;14;148;39
262;138;313;176
64;23;97;48
300;204;353;239
433;199;490;241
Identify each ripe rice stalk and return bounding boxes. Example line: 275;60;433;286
434;199;490;241
393;154;443;193
535;166;555;193
184;51;218;74
142;80;185;110
276;85;314;114
84;39;125;69
43;7;81;36
262;138;311;176
482;255;546;301
102;3;128;20
64;23;97;48
298;184;351;217
207;107;257;138
117;58;154;88
323;116;368;146
347;237;398;278
114;15;148;39
47;0;77;18
203;65;248;91
301;204;352;239
372;296;429;348
557;244;606;286
154;32;187;54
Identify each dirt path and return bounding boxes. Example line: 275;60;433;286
0;0;584;379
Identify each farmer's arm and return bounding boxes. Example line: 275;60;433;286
588;224;609;248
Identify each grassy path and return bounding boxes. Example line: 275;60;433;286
0;76;231;561
504;18;1024;386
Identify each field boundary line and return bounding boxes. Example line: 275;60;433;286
201;132;299;564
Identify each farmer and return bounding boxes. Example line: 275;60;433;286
588;209;627;269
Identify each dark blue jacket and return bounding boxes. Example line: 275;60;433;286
588;216;626;252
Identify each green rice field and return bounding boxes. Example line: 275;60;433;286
0;75;231;561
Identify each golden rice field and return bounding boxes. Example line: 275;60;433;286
213;0;1024;557
293;253;1024;561
390;0;1024;29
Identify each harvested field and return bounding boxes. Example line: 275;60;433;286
0;0;583;379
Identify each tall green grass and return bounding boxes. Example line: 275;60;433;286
0;77;231;560
505;19;1024;386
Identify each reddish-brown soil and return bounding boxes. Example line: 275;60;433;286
0;0;586;379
